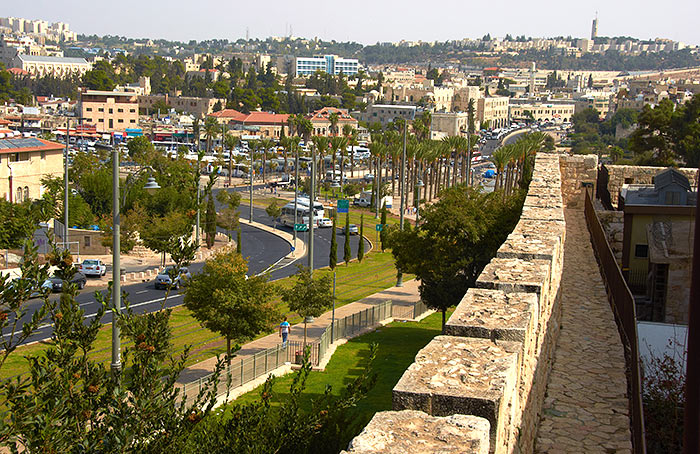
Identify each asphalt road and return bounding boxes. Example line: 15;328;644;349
4;185;370;346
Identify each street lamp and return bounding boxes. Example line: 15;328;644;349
111;149;160;374
415;179;424;226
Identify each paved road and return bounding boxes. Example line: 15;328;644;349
4;185;370;346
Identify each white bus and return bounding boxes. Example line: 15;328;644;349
280;198;325;227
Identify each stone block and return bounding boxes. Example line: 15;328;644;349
476;257;551;299
393;336;520;453
342;410;490;454
445;289;537;344
497;233;560;264
520;205;565;222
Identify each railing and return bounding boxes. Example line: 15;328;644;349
584;189;647;454
180;299;430;407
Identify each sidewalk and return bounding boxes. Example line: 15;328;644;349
176;278;422;385
535;209;632;453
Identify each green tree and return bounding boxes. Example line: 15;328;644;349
140;211;193;262
184;249;276;358
266;200;281;228
126;136;156;164
0;199;37;249
329;215;338;269
236;227;242;254
379;203;388;252
281;266;333;346
357;214;365;262
388;186;524;331
216;190;241;239
204;192;217;248
343;212;351;265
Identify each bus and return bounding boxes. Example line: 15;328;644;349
280;198;325;227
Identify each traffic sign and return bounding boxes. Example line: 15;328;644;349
337;199;350;214
375;224;384;232
290;246;295;252
294;223;308;232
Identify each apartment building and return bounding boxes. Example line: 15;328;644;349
295;55;359;76
0;131;64;203
477;96;509;128
80;91;139;132
138;94;225;118
431;111;471;137
509;102;575;123
12;54;90;79
353;104;417;128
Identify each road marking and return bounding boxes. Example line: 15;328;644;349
8;294;184;337
135;290;148;294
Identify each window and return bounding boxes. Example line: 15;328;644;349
635;244;649;258
86;107;93;112
24;186;29;201
118;108;123;113
118;119;124;123
130;119;136;123
16;187;23;202
40;150;46;159
108;108;113;114
98;108;104;112
84;236;91;247
130;109;136;113
98;119;104;122
10;152;29;162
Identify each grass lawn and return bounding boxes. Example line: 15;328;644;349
1;251;410;381
231;309;452;425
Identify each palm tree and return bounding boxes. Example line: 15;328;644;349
311;135;330;183
279;136;293;176
491;147;508;192
343;125;357;179
259;138;275;183
203;116;220;154
328;111;340;136
296;114;313;145
442;136;466;188
247;139;260;181
330;136;348;186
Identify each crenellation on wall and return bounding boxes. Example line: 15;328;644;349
341;411;490;454
392;336;521;454
344;152;580;454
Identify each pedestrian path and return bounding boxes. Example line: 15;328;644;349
535;209;632;453
177;278;422;385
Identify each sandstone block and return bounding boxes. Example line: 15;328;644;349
342;410;490;454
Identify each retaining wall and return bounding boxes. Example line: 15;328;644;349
342;152;573;454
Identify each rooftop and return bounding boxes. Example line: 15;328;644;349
17;54;88;64
0;136;64;154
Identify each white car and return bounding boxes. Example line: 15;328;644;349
78;259;107;277
318;218;333;228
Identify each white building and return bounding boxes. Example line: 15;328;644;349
13;54;91;78
295;55;359;76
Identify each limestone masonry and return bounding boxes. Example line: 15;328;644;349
343;152;631;453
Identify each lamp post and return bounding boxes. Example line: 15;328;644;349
415;178;424;226
249;144;253;224
293;147;299;249
64;118;70;249
111;150;160;374
308;145;316;275
331;269;336;342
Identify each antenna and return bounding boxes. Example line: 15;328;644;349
246;27;249;41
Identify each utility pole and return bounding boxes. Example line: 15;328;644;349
111;147;121;373
331;269;336;341
249;143;253;223
399;121;406;229
195;153;201;246
308;144;315;275
293;147;299;248
64;118;70;249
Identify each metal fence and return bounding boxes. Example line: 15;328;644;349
584;189;647;454
179;299;429;407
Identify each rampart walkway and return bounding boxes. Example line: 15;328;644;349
535;209;632;453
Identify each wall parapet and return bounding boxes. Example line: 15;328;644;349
342;152;568;454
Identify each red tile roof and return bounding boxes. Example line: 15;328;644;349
308;107;356;123
0;136;65;154
209;109;247;122
7;68;30;76
242;112;290;125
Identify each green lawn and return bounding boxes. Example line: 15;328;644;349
231;309;452;423
1;251;409;381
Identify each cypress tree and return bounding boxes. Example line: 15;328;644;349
329;215;337;269
343;212;351;265
357;214;365;262
205;193;216;248
379;202;388;251
236;227;242;254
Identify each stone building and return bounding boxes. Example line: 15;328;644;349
80;90;140;133
138;94;225;119
12;54;90;79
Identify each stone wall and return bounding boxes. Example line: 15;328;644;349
599;164;699;209
559;154;598;209
597;210;624;263
343;152;569;454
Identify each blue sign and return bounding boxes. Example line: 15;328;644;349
337;199;349;214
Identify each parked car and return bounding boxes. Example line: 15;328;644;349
154;266;192;290
43;272;87;292
79;259;107;277
342;224;359;235
318;218;333;228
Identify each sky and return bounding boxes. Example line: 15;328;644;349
7;0;700;46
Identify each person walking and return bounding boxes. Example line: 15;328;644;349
279;316;290;347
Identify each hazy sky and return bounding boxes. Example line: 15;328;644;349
7;0;700;46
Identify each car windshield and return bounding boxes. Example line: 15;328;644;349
83;260;98;265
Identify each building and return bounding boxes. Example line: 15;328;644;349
509;102;575;123
477;96;509;128
208;109;290;138
352;104;417;128
295;55;359;76
12;54;90;79
307;107;358;136
80;90;140;133
574;92;613;118
0;131;64;203
451;86;481;112
138;94;225;118
591;16;599;40
618;168;697;322
431;112;472;137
